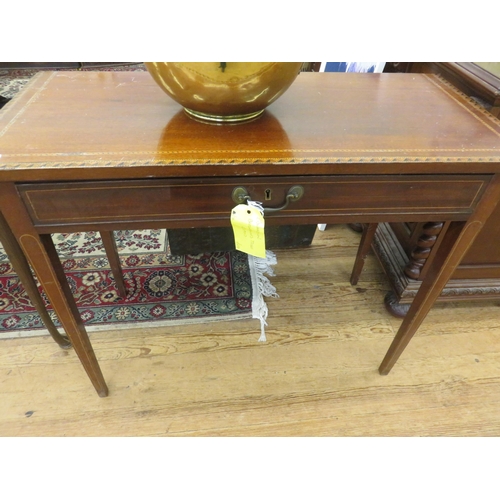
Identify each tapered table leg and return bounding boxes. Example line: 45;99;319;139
379;175;500;374
350;223;378;286
99;230;127;298
379;221;465;374
0;210;71;349
0;183;109;397
37;234;109;396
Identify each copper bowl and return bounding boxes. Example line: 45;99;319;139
144;62;303;123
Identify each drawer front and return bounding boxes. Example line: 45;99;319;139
17;175;491;228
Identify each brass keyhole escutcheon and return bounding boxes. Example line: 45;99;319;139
265;189;272;200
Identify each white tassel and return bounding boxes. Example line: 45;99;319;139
248;250;279;342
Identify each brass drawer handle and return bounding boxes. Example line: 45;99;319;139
232;186;304;214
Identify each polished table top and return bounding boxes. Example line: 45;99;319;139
1;71;500;397
1;71;499;179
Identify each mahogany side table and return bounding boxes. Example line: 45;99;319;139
1;71;500;397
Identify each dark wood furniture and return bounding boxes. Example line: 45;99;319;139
376;63;500;315
1;71;500;397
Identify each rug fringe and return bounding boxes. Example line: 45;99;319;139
248;250;279;342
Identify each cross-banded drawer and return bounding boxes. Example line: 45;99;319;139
16;174;491;230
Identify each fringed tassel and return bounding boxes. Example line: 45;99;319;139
248;250;279;342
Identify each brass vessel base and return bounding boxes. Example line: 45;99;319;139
184;107;265;123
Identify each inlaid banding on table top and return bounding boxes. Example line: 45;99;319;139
4;147;500;158
3;157;500;170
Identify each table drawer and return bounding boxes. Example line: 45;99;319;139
17;175;491;228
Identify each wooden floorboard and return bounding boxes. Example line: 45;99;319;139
2;224;500;436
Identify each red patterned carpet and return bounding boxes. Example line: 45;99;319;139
0;230;255;339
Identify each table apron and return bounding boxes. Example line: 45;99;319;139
15;175;492;232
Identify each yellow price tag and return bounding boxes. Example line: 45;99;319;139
230;203;266;258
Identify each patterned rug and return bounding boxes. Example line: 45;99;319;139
0;230;260;340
